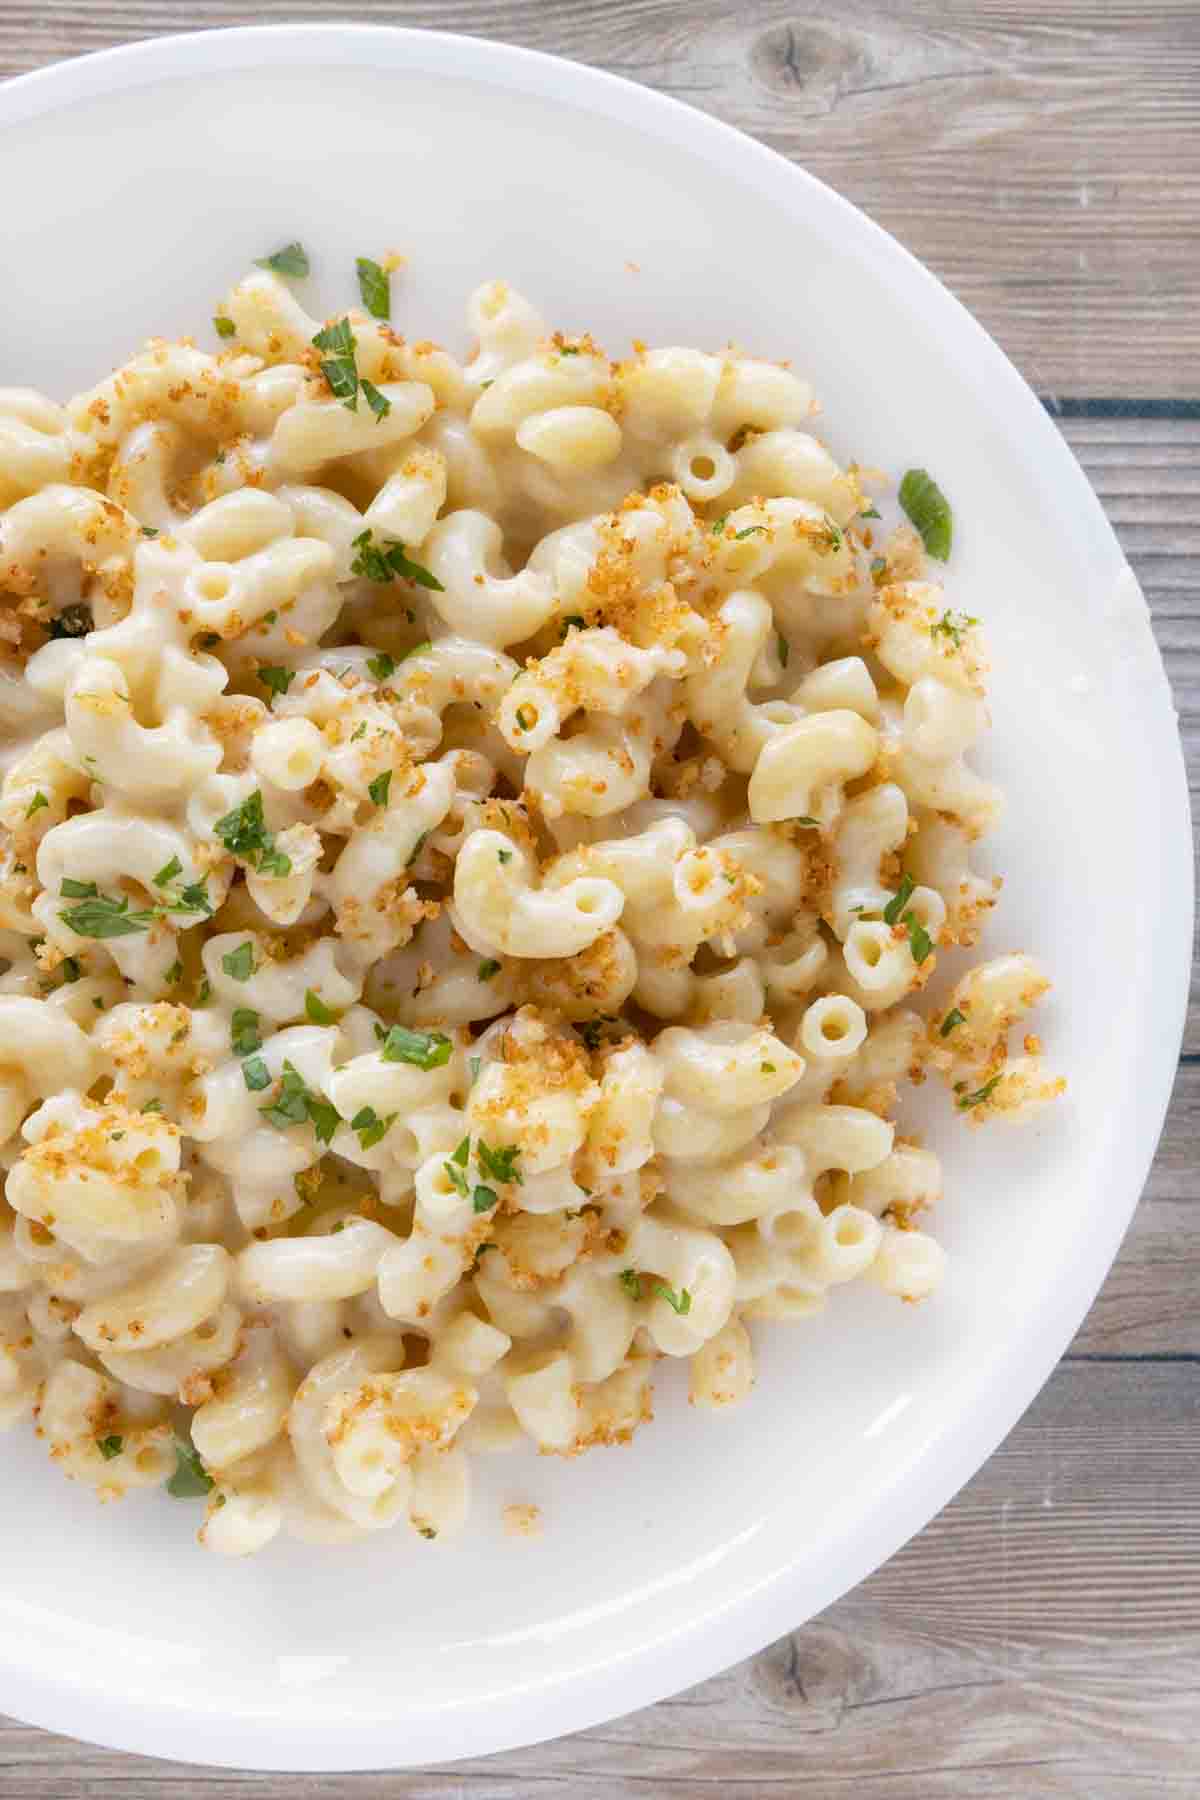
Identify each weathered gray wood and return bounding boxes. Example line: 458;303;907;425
1;1;1197;397
0;5;1197;1795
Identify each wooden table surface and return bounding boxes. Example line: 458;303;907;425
1;4;1196;1795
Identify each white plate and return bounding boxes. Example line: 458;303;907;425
0;24;1191;1773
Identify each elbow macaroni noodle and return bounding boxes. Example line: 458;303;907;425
0;267;1063;1554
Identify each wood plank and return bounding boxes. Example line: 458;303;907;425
0;3;1198;397
2;1362;1196;1797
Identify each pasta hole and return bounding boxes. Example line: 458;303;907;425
822;1018;847;1042
134;1149;161;1174
861;938;882;968
689;454;716;481
194;1319;217;1341
195;567;232;602
835;1214;868;1247
401;1333;431;1368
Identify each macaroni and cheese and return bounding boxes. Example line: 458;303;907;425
0;259;1063;1553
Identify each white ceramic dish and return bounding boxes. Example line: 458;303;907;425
0;24;1190;1773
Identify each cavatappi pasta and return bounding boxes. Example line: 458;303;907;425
0;261;1064;1554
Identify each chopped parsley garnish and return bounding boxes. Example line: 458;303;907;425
141;526;159;539
444;1134;471;1198
957;1073;1003;1111
351;722;367;741
304;989;340;1025
350;1105;395;1151
819;515;843;551
167;1434;214;1498
166;879;212;916
777;633;789;669
259;1060;340;1142
478;958;501;982
655;1282;692;1316
141;1097;163;1113
356;256;391;319
60;878;97;898
514;705;535;732
164;958;183;986
259;665;295;698
883;874;933;964
559;344;581;356
710;514;729;534
213;316;236;338
366;651;395;682
883;875;915;926
25;791;48;819
940;1007;967;1037
761;1061;776;1074
312;316;360;408
497;849;512;865
476;1140;522;1186
222;940;256;982
231;1008;261;1057
257;241;309;277
870;555;888;579
213;790;291;879
796;815;819;828
931;609;979;649
619;1268;642;1298
560;615;586;637
60;892;157;939
48;603;92;639
96;1434;123;1461
734;524;766;540
472;1185;498;1214
197;978;212;1004
349;529;444;591
59;956;81;983
153;856;182;887
377;1024;451;1069
899;468;953;561
361;378;391;421
368;770;392;807
858;503;881;520
242;1055;271;1092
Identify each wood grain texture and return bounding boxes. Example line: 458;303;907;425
1;1;1198;397
0;5;1196;1796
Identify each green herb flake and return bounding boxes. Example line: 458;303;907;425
259;665;295;698
655;1282;692;1316
59;956;82;984
559;615;586;637
734;524;766;540
222;940;256;982
497;849;512;865
883;875;915;927
356;255;391;320
349;529;444;591
231;1007;261;1057
858;503;881;520
213;315;236;338
164;958;183;987
304;989;340;1025
898;468;953;561
957;1073;1003;1111
777;632;789;669
476;1140;522;1187
153;856;183;887
514;705;535;732
213;789;289;878
350;1105;396;1151
360;378;391;422
257;241;309;278
141;1098;163;1114
242;1055;271;1092
368;770;392;807
367;651;395;682
60;893;157;939
351;721;367;741
444;1155;469;1199
906;916;934;965
96;1434;124;1461
472;1185;498;1214
167;1434;213;1498
931;608;979;650
312;316;359;409
61;879;98;899
25;791;48;819
259;1059;340;1142
469;1055;481;1086
378;1025;452;1070
478;959;501;982
619;1268;642;1298
940;1007;967;1037
761;1062;776;1074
